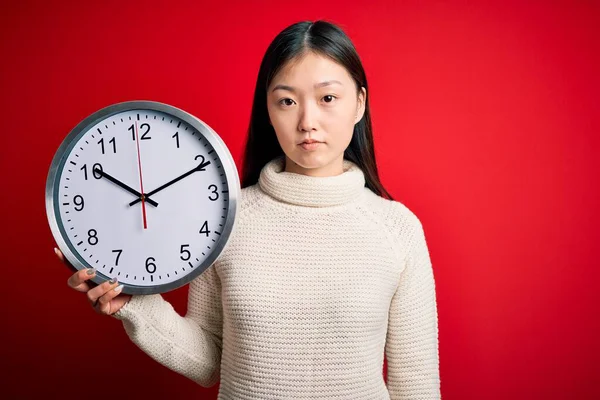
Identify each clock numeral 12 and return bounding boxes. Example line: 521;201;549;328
129;123;151;140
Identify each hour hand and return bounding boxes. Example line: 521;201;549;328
93;167;159;207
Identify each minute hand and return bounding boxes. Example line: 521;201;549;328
128;160;211;207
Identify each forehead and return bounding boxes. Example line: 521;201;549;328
270;52;353;87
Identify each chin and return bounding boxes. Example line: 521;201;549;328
287;151;330;169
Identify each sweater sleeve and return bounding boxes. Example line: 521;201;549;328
385;217;441;399
110;262;223;387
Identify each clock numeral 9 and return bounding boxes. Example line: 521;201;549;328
199;221;211;237
73;195;84;211
129;123;151;140
87;229;98;246
98;137;117;154
146;257;157;274
180;244;191;261
208;184;219;201
80;163;103;180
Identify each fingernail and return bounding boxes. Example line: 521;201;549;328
86;268;96;275
54;247;59;256
114;284;123;293
108;278;117;285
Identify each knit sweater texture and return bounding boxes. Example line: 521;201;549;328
112;155;441;399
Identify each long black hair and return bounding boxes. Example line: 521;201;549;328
240;20;394;200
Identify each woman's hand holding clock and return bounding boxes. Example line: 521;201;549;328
56;247;131;315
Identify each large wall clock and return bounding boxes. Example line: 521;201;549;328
46;100;240;294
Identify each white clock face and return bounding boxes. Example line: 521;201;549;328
49;106;236;293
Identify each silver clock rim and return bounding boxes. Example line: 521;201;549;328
45;100;240;295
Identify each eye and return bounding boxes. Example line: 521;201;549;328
278;98;295;107
322;95;337;103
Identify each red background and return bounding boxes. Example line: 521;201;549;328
1;1;598;398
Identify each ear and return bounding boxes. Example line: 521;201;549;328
355;86;367;124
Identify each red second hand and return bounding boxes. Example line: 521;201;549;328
134;121;148;229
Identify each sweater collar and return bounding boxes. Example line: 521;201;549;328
258;155;366;208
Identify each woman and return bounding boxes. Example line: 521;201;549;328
58;20;441;399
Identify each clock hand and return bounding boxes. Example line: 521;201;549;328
134;121;148;230
128;160;211;207
93;167;159;207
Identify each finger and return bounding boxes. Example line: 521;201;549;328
54;247;75;268
67;267;96;292
87;278;119;306
95;283;124;315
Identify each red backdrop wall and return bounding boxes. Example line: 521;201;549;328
1;1;598;398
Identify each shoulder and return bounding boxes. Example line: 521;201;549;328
358;188;425;250
236;184;264;218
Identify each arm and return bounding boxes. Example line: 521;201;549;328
111;262;223;387
385;218;441;399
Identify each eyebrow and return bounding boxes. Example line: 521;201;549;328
271;80;343;93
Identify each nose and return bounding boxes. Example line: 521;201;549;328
297;102;318;132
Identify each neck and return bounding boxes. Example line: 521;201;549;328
258;155;366;208
283;154;345;177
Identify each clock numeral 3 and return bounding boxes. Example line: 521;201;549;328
146;257;157;274
87;229;98;246
180;244;191;261
208;184;219;201
199;221;211;237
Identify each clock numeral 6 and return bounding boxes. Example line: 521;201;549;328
73;195;84;211
87;229;98;246
208;184;219;201
180;244;191;261
81;163;103;180
146;257;157;274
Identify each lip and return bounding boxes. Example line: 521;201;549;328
299;139;323;145
299;142;322;151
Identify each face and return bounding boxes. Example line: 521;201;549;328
266;51;366;177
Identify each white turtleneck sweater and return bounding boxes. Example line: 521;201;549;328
112;155;441;399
